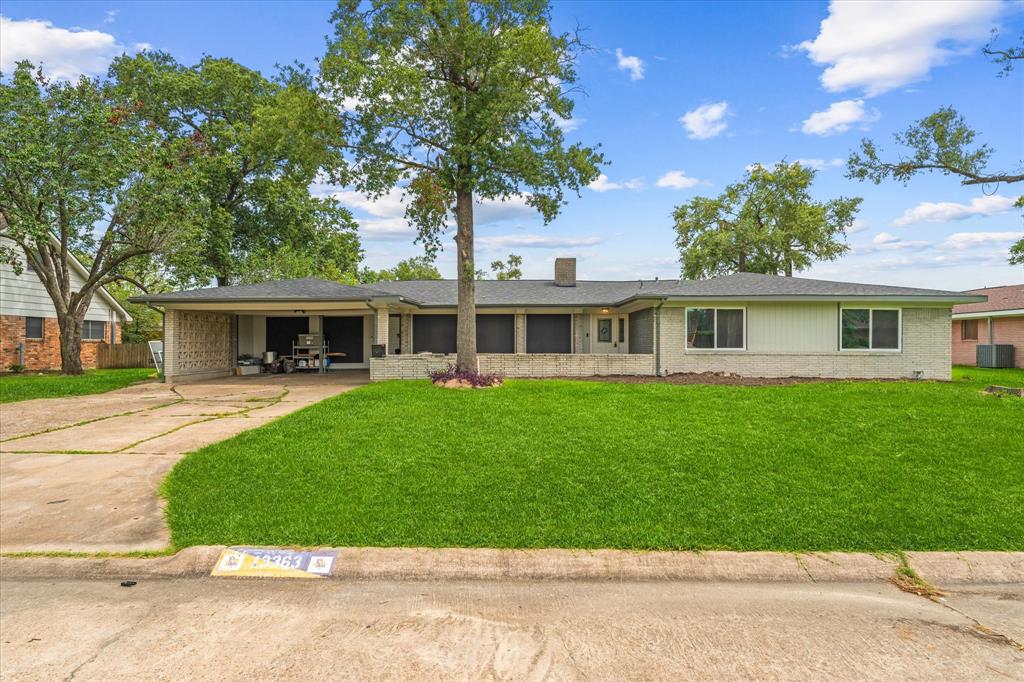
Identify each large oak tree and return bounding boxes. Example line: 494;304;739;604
322;0;603;370
0;62;199;374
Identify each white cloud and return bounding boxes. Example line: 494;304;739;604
848;219;869;234
587;174;643;192
104;10;118;23
655;170;701;189
477;235;603;250
797;1;1003;96
0;16;130;80
793;157;845;170
554;116;585;133
940;231;1024;251
872;232;900;245
858;231;930;252
893;195;1019;226
614;48;645;81
680;101;729;140
800;99;878;136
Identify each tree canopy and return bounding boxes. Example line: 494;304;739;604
490;253;523;280
359;256;442;283
321;0;603;368
109;51;362;287
673;162;860;279
0;62;199;373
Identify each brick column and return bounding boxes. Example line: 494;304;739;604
374;307;389;348
515;313;527;353
400;313;412;354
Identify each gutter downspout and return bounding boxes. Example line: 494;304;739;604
988;316;994;344
654;300;665;376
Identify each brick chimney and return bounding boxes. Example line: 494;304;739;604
554;257;576;287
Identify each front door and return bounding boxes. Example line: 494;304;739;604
593;316;626;354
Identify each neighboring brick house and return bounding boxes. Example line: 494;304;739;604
951;284;1024;368
132;258;983;383
0;236;132;371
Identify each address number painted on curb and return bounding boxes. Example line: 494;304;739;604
212;547;336;578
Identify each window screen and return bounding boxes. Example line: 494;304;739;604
82;320;106;340
871;310;899;349
716;309;744;349
961;319;978;341
413;315;456;353
476;315;514;353
526;314;571;353
25;317;43;339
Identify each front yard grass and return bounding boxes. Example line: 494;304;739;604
164;366;1024;552
0;367;156;403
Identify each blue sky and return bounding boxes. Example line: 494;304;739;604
2;0;1022;289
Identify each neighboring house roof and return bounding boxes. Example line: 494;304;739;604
951;284;1024;318
132;272;983;307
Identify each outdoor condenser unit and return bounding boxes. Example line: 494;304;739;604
976;344;1015;368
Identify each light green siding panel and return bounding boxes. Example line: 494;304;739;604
746;302;838;352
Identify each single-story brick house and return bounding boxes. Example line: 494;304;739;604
132;258;983;383
951;284;1023;368
0;236;132;371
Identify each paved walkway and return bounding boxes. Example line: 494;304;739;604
0;372;367;553
1;577;1020;680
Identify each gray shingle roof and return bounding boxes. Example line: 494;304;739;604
132;272;983;306
132;277;402;303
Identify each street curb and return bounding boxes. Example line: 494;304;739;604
2;547;1022;584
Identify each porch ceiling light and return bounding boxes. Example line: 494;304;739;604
601;307;609;314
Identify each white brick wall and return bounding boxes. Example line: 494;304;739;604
658;306;952;380
369;353;656;381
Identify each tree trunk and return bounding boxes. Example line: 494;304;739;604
454;189;477;372
56;311;85;375
785;258;793;277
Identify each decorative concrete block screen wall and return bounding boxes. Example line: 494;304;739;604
164;310;234;381
369;353;656;381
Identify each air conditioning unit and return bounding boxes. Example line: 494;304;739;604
976;344;1015;368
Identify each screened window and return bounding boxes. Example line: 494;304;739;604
25;316;43;339
840;309;900;350
686;308;744;350
413;315;456;354
526;314;571;353
476;315;514;353
961;319;978;341
82;320;106;340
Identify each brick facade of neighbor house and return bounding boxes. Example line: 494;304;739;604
163;309;235;382
0;314;121;371
658;306;952;380
953;317;1024;368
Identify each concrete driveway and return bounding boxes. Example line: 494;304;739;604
0;372;367;553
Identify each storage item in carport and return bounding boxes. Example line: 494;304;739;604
976;344;1015;368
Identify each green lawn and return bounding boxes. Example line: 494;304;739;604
164;366;1024;552
0;368;156;403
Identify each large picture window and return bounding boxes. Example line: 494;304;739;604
686;308;744;350
840;308;900;351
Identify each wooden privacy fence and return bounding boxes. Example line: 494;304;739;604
96;342;153;369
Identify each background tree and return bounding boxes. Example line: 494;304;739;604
847;37;1023;265
359;255;442;283
673;162;859;279
322;0;603;370
490;253;523;280
110;52;362;287
0;62;198;374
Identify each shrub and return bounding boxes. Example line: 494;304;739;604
6;364;25;374
428;363;503;388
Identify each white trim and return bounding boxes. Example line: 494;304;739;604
952;309;1024;320
684;306;747;352
839;306;902;352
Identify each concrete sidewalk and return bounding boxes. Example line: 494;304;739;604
0;373;367;553
1;577;1020;680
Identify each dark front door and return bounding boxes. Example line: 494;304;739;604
323;316;364;364
266;317;309;357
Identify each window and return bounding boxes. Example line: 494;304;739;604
840;308;900;351
526;314;571;353
597;318;612;343
961;319;978;341
82;320;106;341
686;308;744;350
25;316;43;339
413;315;457;354
618;318;625;343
